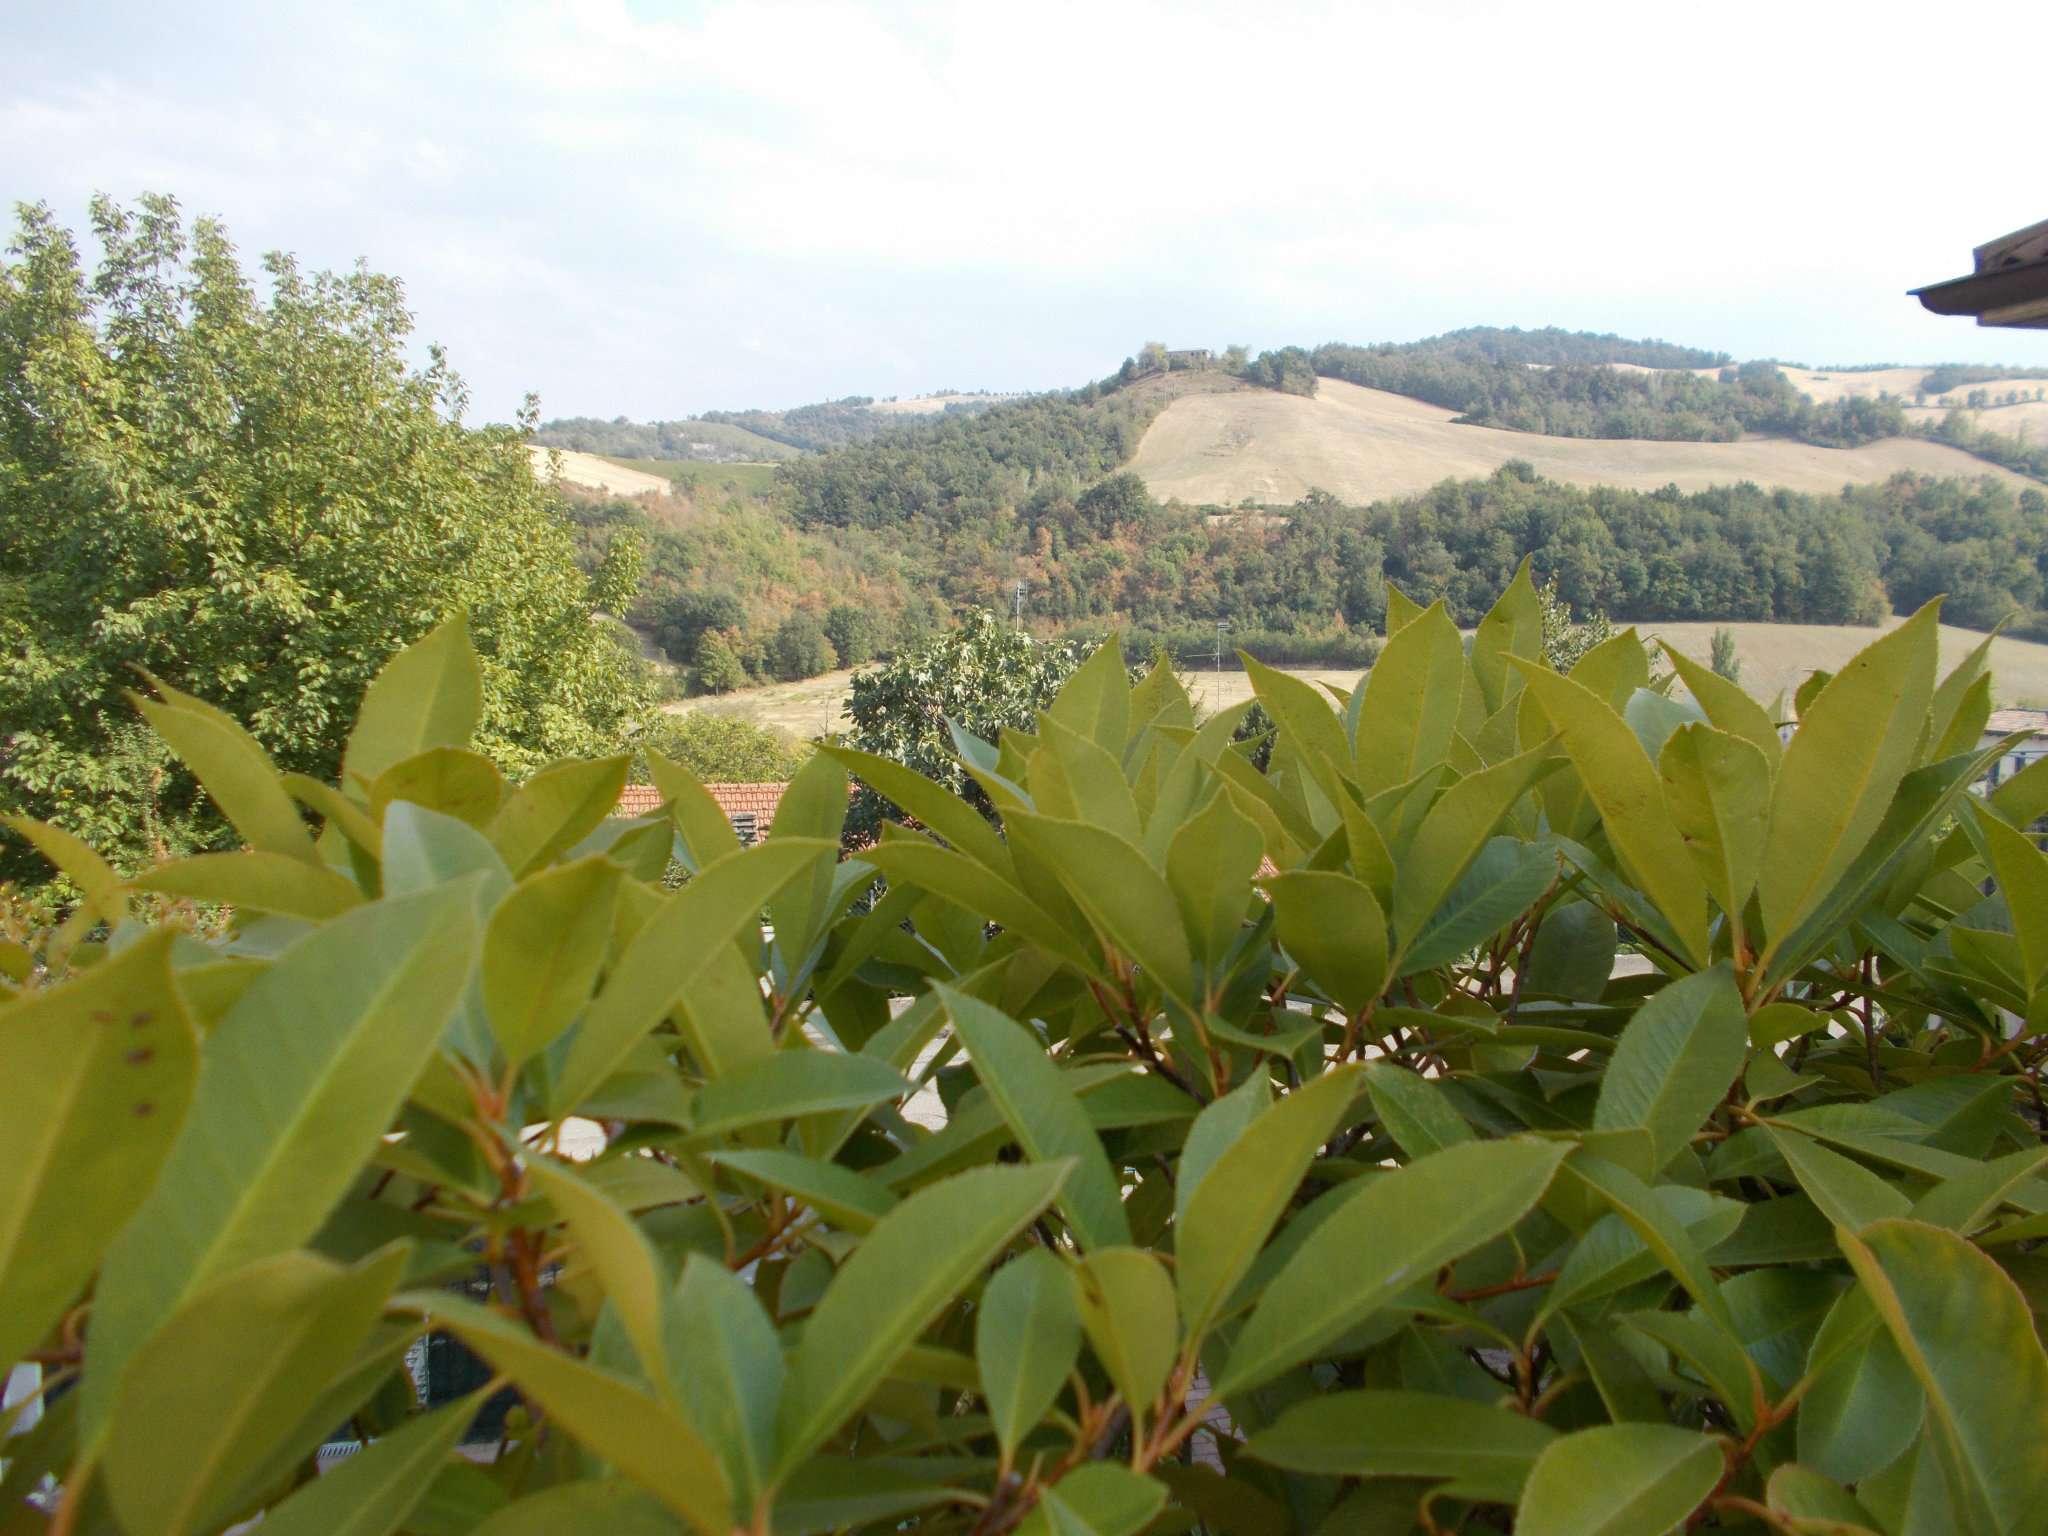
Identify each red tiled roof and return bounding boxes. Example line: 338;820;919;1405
615;781;790;828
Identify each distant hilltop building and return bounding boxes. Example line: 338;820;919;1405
1164;348;1213;370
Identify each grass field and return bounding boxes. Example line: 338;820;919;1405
1127;379;2034;508
599;457;781;495
660;620;2048;741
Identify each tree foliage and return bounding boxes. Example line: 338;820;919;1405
9;583;2048;1534
0;196;648;887
10;581;2048;1533
634;711;808;784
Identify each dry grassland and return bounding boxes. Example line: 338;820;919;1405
1128;379;2030;507
527;446;675;497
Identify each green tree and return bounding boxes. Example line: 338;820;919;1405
839;610;1090;844
1710;625;1742;682
1538;578;1619;671
0;195;648;885
823;603;881;669
767;611;836;681
692;629;751;694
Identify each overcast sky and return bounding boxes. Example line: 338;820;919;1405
8;0;2048;422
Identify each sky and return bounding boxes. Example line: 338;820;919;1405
7;0;2048;423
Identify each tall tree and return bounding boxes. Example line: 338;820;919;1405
0;196;649;884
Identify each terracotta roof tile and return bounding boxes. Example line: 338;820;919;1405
615;781;793;835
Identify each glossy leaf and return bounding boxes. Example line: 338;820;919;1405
941;986;1130;1251
1075;1246;1178;1420
85;882;478;1438
1246;1390;1556;1503
342;614;483;787
1219;1138;1570;1398
483;855;622;1064
253;1391;481;1536
0;930;199;1378
777;1160;1069;1468
665;1253;782;1509
978;1248;1082;1460
1840;1217;2048;1532
1264;870;1386;1013
1592;965;1748;1176
491;754;632;877
1516;1423;1722;1536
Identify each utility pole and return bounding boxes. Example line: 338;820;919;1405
1213;620;1226;689
1013;580;1026;626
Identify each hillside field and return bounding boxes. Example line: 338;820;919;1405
660;620;2048;742
1128;378;2034;508
598;456;780;495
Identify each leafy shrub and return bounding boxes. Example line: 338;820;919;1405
7;567;2048;1535
635;711;809;783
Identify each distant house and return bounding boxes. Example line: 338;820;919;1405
617;781;788;844
1981;709;2048;788
1164;348;1214;370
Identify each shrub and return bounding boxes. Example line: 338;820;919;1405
766;611;836;682
635;711;808;783
7;568;2048;1534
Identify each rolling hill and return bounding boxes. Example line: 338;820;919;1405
1127;377;2033;507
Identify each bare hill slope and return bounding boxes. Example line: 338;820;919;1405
1129;378;2032;507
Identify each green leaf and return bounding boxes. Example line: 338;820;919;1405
710;1149;900;1233
134;679;319;864
777;1160;1069;1468
860;840;1094;969
1245;1390;1557;1504
978;1248;1083;1461
1766;1127;1912;1230
940;986;1130;1251
105;1247;406;1536
1765;1464;1881;1529
483;855;621;1065
343;614;483;787
1021;1463;1166;1536
645;748;738;871
1390;739;1559;951
369;746;505;829
1006;813;1196;1009
2;813;127;918
1075;1246;1178;1420
554;838;832;1107
819;744;1009;872
491;754;632;877
1798;1285;1924;1484
380;800;510;897
1974;802;2048;995
665;1253;783;1509
1047;639;1131;753
1591;965;1748;1177
0;930;199;1379
1470;557;1544;715
1165;789;1265;984
1219;1138;1570;1398
129;849;364;920
1662;640;1784;770
409;1293;731;1536
1516;1423;1723;1536
772;1460;963;1533
1759;601;1939;952
1840;1217;2048;1533
1264;871;1386;1013
1513;661;1710;965
1364;1063;1474;1158
527;1156;671;1398
85;883;479;1439
1562;1151;1739;1333
1912;1147;2048;1234
1658;723;1772;932
252;1391;482;1536
1522;899;1618;999
689;1049;908;1140
1400;834;1557;975
1177;1065;1361;1339
1351;600;1467;792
